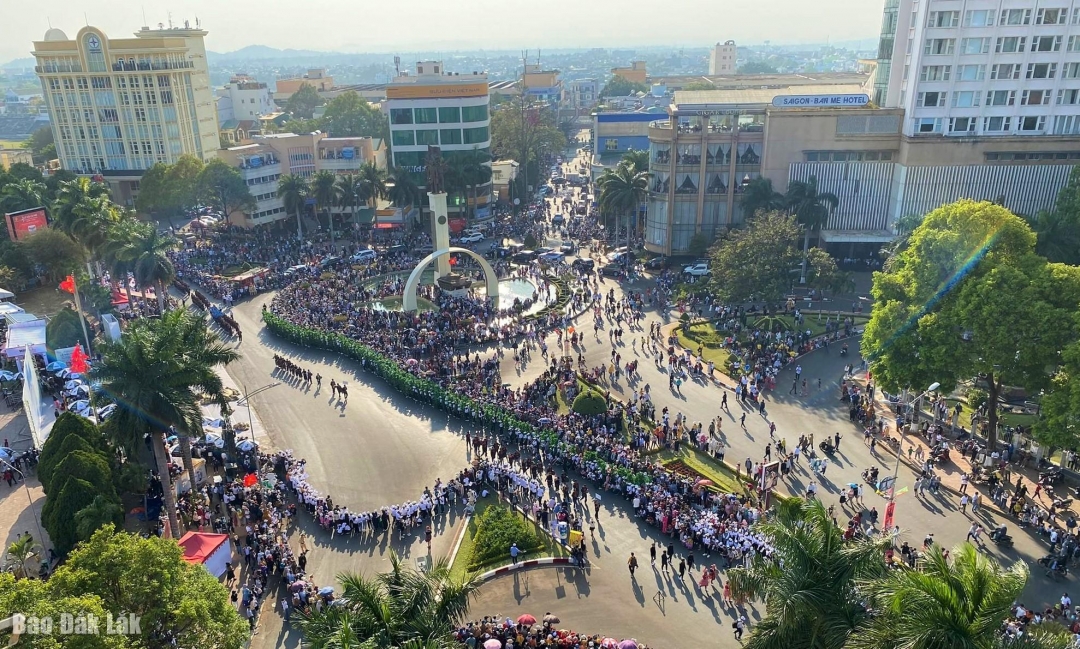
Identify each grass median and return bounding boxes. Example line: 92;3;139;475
448;495;568;583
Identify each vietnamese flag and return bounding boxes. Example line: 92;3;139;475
242;473;258;487
70;343;89;374
59;275;75;294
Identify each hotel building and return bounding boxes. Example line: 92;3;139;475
385;61;492;219
31;24;219;206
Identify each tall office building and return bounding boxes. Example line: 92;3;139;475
875;0;1080;137
385;61;492;219
31;24;219;206
709;41;738;75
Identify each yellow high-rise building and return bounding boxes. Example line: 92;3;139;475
31;24;219;206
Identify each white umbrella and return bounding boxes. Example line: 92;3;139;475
202;417;225;429
0;371;17;381
203;433;225;449
64;385;90;398
45;361;67;371
70;399;90;412
236;439;256;452
64;379;85;390
96;404;117;420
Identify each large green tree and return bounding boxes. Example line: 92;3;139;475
387;167;423;211
621;149;649;174
20;228;85;282
852;544;1069;649
322;91;388;140
786;176;839;283
0;572;131;648
0;178;48;219
727;498;889;649
311;169;340;242
297;551;480;649
53;177;111;234
862;200;1080;450
598;77;648;98
355;161;388;208
119;223;177;313
135;155;205;218
284;82;324;119
490;98;566;189
47;526;248;648
740;177;784;219
92;309;239;537
709;211;803;304
455;148;492;220
197;159;255;222
23;125;56;164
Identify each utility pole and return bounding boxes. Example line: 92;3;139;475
520;50;529;215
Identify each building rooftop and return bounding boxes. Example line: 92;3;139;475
652;72;869;89
673;83;867;108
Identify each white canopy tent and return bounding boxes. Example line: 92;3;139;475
3;319;47;358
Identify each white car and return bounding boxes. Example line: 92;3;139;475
284;264;309;277
538;251;565;264
351;249;377;263
458;232;484;244
683;263;710;277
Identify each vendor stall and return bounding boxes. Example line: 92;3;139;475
177;532;233;578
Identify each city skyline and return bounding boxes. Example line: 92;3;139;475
2;0;881;65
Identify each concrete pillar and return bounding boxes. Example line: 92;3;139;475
429;192;451;278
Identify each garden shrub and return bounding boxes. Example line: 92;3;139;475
572;390;607;416
468;506;543;570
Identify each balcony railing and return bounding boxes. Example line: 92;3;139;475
111;60;194;72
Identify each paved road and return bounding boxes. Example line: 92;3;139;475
232;141;1069;648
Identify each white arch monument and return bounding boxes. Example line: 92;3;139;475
401;247;500;312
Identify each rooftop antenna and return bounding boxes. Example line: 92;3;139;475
195;16;200;28
47;17;52;28
168;11;173;29
84;12;89;26
394;55;400;77
141;6;147;27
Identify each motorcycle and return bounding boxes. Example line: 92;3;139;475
862;467;881;485
1040;468;1064;486
839;344;849;357
1038;554;1069;578
989;524;1013;548
819;440;837;456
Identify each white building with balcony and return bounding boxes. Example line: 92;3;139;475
216;75;274;125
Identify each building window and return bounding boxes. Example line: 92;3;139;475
949;117;977;133
439;128;462;145
1019;115;1046;132
920;65;951;81
996;36;1026;53
438;106;460;123
390;108;413;125
924;38;956;55
964;10;994;26
917;91;947;107
1031;36;1062;52
1058;89;1080;105
957;64;986;81
983;116;1012;132
415;129;439;145
462;126;489;144
991;64;1021;80
953;91;979;107
960;37;990;54
1053;115;1080;134
461;105;488;123
605;139;618;151
391;130;415;146
985;90;1015;106
1000;8;1031;25
1028;63;1058;79
1037;8;1068;24
914;117;943;133
1022;89;1052;105
1065;63;1080;79
928;10;960;27
414;107;437;124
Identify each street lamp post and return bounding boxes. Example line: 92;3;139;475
0;458;46;549
884;381;940;532
236;382;280;479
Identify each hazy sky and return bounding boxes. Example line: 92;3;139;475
4;0;881;64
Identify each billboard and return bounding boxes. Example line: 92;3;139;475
4;207;49;241
386;83;488;100
772;94;870;108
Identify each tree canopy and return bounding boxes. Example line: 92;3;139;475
197;159;255;219
861;199;1080;449
135;155;205;217
284;82;324;119
321;91;388;140
599;77;648;98
490;99;567;172
1025;166;1080;265
708;211;803;304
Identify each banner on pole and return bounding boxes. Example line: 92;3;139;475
883;501;896;532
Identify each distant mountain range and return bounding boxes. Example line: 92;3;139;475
207;45;350;62
2;57;36;71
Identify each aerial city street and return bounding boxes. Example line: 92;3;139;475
3;1;1080;648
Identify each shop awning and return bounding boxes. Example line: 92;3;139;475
819;229;896;244
350;207;375;225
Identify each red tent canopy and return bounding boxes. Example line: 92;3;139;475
178;532;228;565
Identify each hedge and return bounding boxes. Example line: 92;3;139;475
467;505;543;570
262;311;653;486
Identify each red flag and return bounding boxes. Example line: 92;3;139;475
70;343;88;374
883;501;896;532
59;275;75;294
242;473;258;487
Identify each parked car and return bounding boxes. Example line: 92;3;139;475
644;255;670;270
351;249;378;263
457;232;484;244
683;263;710;277
560;240;576;254
538;251;565;264
284;264;309;277
600;263;625;278
415;242;434;254
511;250;538;264
386;244;408;256
572;258;595;272
551;214;565;225
319;255;342;269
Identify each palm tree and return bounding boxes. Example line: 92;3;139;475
53;177;110;234
726;498;889;649
92;309;239;537
298;551;480;649
100;217;141;307
786;176;839;284
741;178;785;219
356;161;388;208
335;173;360;238
278;174;309;241
121;223;177;313
311;170;341;244
597;160;649;253
457;148;493;221
3;533;41;579
851;543;1053;649
1025;209;1080;265
67;195;118;258
621;149;649;174
387;167;423;210
0;178;48;215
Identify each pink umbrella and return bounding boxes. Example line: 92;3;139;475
484;640;502;649
618;641;638;649
516;614;537;626
601;639;618;648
